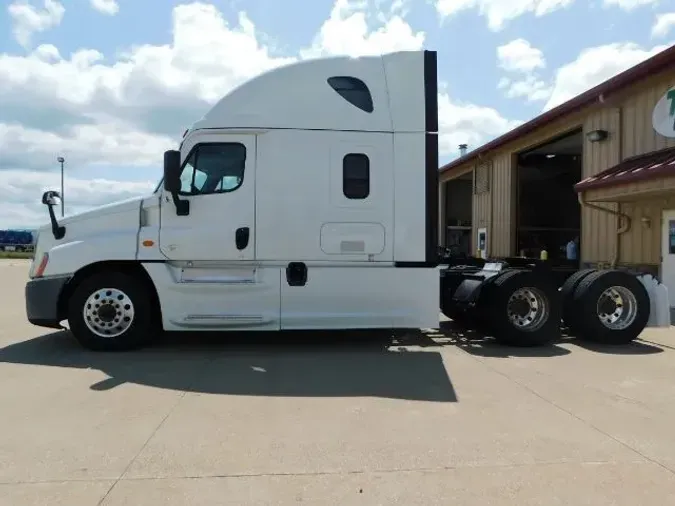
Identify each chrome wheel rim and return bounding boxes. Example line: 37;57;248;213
596;286;637;330
83;288;135;338
507;287;548;332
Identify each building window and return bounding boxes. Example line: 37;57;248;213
179;143;246;196
474;161;491;194
327;76;374;113
343;153;370;199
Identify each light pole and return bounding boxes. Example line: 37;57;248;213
57;156;65;217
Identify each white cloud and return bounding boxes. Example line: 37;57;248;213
437;92;523;156
544;41;672;110
0;0;519;225
603;0;659;10
435;0;574;31
0;121;173;171
652;12;675;38
90;0;119;16
0;170;154;228
496;39;551;102
502;75;552;101
497;38;545;72
302;0;425;58
7;0;65;48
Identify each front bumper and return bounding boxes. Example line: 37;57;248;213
25;275;71;329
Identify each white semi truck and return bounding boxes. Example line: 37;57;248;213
25;50;650;351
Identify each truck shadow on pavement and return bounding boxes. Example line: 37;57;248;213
434;321;663;357
0;329;460;402
0;323;662;401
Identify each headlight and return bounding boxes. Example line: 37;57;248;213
29;252;49;279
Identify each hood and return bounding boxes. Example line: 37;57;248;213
61;194;152;224
36;194;155;236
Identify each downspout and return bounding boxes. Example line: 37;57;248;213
578;192;630;268
577;107;630;268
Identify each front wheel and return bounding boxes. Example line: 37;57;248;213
68;271;157;351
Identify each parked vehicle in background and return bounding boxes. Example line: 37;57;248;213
0;229;35;252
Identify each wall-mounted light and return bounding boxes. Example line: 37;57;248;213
641;216;651;229
586;129;609;142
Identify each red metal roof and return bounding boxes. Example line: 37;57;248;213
439;43;675;174
575;146;675;192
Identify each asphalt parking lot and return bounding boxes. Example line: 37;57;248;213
2;258;675;505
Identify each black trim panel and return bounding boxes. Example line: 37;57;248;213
423;50;439;267
25;275;71;329
424;132;439;267
423;50;439;133
395;261;437;268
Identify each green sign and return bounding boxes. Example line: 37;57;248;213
653;87;675;138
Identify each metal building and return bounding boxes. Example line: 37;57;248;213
439;44;675;299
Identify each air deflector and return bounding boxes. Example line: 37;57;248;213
424;50;439;267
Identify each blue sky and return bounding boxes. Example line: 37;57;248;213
0;0;673;228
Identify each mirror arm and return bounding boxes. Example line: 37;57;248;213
41;191;66;240
48;205;66;240
170;191;190;216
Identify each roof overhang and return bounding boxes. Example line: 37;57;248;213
575;146;675;196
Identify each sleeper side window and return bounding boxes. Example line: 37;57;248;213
178;143;246;196
327;76;374;113
343;153;370;199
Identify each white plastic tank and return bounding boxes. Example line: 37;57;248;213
637;274;670;327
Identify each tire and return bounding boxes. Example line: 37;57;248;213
481;269;561;347
560;269;596;333
68;270;157;351
572;270;650;345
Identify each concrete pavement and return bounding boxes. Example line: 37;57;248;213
1;259;675;505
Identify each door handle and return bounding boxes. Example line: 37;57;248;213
236;227;250;250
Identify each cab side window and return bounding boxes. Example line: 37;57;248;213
343;153;370;199
179;143;246;196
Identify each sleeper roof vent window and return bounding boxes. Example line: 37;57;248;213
327;76;374;113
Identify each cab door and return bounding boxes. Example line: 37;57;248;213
159;133;256;261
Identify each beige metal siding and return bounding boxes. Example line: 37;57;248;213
619;200;666;265
580;107;620;264
441;72;675;266
472;161;491;254
614;77;674;267
491;154;515;256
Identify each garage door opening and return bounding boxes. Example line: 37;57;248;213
444;171;472;256
516;129;582;265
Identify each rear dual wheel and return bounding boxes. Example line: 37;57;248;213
480;270;561;347
568;270;650;345
560;269;596;335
